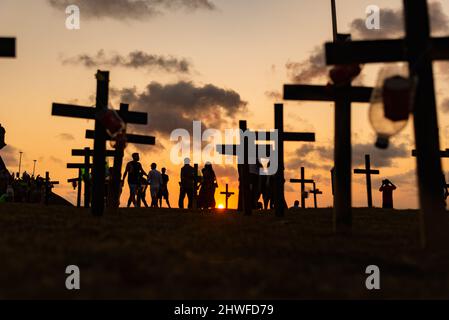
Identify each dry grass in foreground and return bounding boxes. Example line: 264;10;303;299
0;203;448;299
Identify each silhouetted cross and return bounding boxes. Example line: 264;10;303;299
353;154;380;208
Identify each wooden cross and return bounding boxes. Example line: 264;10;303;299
0;37;15;58
68;147;116;208
67;172;82;208
353;154;380;208
52;71;153;215
84;103;155;209
309;182;323;209
216;120;274;216
220;183;235;209
44;171;59;206
274;103;315;217
290;167;314;209
326;0;449;247
284;84;372;229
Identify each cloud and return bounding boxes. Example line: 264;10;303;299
286;46;326;83
48;0;216;20
116;81;247;137
350;2;449;39
56;133;75;141
290;141;410;169
265;90;282;101
62;50;192;74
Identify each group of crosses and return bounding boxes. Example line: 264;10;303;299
217;0;449;248
3;0;449;248
52;71;156;215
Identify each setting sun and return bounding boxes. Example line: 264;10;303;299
217;204;225;209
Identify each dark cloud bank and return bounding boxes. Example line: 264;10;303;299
48;0;216;20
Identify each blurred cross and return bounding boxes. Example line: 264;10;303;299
0;37;15;57
44;172;59;206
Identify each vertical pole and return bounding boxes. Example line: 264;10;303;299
193;164;199;209
240;120;252;216
84;147;91;208
92;70;109;216
225;184;229;209
365;154;373;208
301;167;306;209
331;0;338;42
313;182;318;209
404;0;448;248
333;86;352;233
77;168;82;208
18;151;23;177
274;104;285;217
32;160;37;177
45;171;50;206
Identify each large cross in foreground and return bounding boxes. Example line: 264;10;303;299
274;103;315;216
284;84;372;231
325;0;449;248
353;154;380;208
52;71;153;215
290;167;314;209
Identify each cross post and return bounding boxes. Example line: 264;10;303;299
353;154;380;208
309;182;323;209
44;171;59;206
274;103;315;216
220;183;235;209
290;167;314;208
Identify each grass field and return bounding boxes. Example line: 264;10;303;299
0;203;448;299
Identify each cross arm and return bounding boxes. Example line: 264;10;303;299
412;149;449;157
284;132;315;142
216;144;238;156
290;179;314;184
72;149;117;157
117;110;148;125
52;103;96;120
85;130;155;145
325;37;449;65
354;169;380;174
284;84;373;103
0;37;15;57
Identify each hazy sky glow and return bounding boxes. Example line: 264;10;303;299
2;0;449;209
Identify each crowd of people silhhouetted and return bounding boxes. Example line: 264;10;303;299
122;154;219;209
0;170;55;204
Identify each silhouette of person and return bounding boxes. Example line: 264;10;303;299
198;162;218;209
159;167;171;208
0;124;6;150
148;163;163;208
122;153;146;208
292;200;300;209
379;179;397;209
179;158;195;209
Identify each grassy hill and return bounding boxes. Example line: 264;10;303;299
0;203;448;299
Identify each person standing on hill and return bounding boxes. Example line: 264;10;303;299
122;153;146;208
179;158;195;209
379;179;397;209
159;167;171;208
148;163;163;208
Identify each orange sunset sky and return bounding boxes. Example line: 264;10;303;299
2;0;449;209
